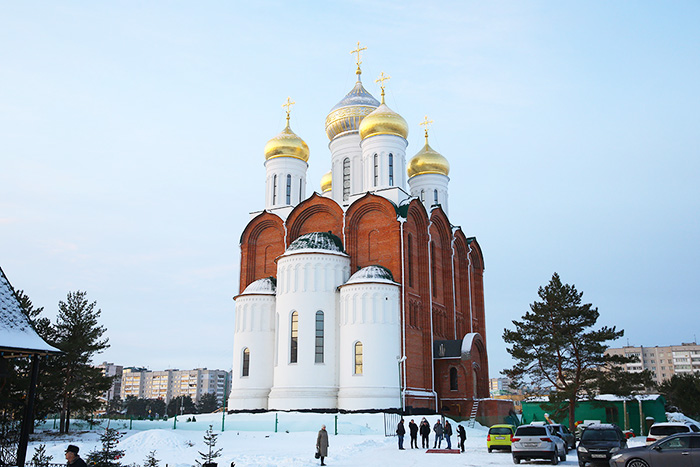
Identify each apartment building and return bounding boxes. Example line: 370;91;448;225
118;367;230;405
96;361;123;401
605;342;700;385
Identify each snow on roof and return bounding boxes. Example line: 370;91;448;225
526;394;664;403
345;265;396;285
241;277;277;295
286;232;345;254
0;266;60;355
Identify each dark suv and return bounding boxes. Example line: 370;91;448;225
576;423;627;466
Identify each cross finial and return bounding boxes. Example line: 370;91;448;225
282;97;295;126
375;71;390;103
419;115;433;143
350;41;367;76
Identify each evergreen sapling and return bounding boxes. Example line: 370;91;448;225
196;425;222;467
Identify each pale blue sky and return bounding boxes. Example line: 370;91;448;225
1;1;699;376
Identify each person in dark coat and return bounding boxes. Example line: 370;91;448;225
65;445;87;467
444;420;453;449
419;417;431;448
316;425;329;466
432;419;444;448
396;418;406;449
457;424;467;452
408;419;419;448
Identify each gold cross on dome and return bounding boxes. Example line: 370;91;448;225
282;97;295;124
350;41;367;73
420;115;433;141
375;72;390;103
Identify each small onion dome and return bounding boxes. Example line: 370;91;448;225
346;265;396;285
287;231;344;253
359;100;408;140
264;122;309;162
407;141;450;178
320;170;332;193
325;80;380;141
240;277;277;295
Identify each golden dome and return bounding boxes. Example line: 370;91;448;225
320;170;332;192
359;99;408;140
407;140;450;178
325;77;380;141
264;120;309;162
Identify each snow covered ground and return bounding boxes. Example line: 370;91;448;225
29;412;647;467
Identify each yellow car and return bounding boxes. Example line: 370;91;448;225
487;424;515;452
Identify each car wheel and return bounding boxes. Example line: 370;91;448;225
513;456;520;464
488;447;492;453
551;449;559;465
578;462;585;467
626;460;650;467
560;448;566;462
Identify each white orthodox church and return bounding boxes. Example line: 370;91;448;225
228;46;489;415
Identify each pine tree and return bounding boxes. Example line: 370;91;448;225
660;373;700;419
196;393;219;414
195;425;222;466
143;450;159;467
30;444;53;466
502;273;629;431
86;427;125;467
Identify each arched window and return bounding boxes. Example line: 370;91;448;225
242;348;250;377
272;174;278;204
315;311;324;363
420;189;425;202
286;174;292;204
354;341;363;375
434;189;439;205
388;153;394;186
450;367;458;391
299;177;303;202
343;158;351;201
407;234;414;288
373;153;379;186
290;311;298;363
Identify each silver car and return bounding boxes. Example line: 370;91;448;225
610;432;700;467
512;424;567;464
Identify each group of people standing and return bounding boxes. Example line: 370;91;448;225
396;417;467;452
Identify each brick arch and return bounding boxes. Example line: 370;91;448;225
453;229;471;337
429;209;454;314
239;212;285;293
345;193;401;279
286;192;344;246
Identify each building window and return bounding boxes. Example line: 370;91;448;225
343;158;351;201
420;189;425;202
315;311;324;363
430;241;437;298
242;348;250;377
286;174;292;204
434;189;438;205
450;367;458;391
389;153;394;186
373;153;379;186
299;177;303;202
272;174;278;204
407;234;414;288
354;341;363;375
290;311;298;364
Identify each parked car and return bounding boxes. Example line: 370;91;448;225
549;423;576;451
487;424;515;452
511;424;567;464
645;421;700;445
576;423;627;466
610;432;700;467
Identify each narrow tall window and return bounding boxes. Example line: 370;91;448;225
434;189;439;205
286;174;292;204
407;234;414;288
389;153;394;186
299;177;303;202
373;153;379;186
242;348;250;377
354;341;363;375
273;175;278;204
343;158;351;201
290;311;298;363
450;367;458;390
431;241;437;298
420;189;425;202
315;311;324;363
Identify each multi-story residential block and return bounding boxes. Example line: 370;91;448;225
97;361;123;401
605;342;700;385
120;367;147;399
489;377;512;396
118;367;230;405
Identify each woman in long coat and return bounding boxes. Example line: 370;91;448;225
316;425;329;466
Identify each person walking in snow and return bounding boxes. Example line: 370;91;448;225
457;424;467;452
408;419;419;449
316;424;329;466
444;420;453;449
420;417;431;448
64;445;87;467
432;419;444;448
396;418;406;449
